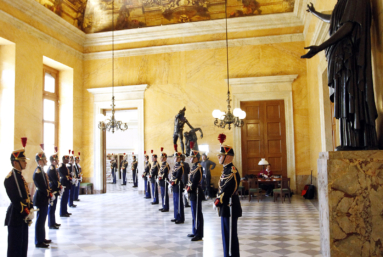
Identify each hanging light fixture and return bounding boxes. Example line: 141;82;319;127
98;0;128;134
212;0;246;130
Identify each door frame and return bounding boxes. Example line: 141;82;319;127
88;85;147;193
230;75;297;190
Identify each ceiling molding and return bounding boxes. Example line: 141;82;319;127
1;0;86;46
84;33;304;60
84;12;303;47
87;85;148;102
0;9;83;60
229;75;298;93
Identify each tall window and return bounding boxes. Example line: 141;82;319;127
43;66;59;158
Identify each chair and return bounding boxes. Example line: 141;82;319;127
237;183;245;199
273;177;291;203
248;178;263;202
80;183;94;195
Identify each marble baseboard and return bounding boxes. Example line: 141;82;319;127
318;150;383;257
296;174;318;198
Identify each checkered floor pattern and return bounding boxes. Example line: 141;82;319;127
0;183;322;257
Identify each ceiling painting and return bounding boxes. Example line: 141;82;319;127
35;0;295;33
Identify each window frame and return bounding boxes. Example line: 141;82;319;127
42;65;59;151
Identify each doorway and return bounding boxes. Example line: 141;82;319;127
102;109;139;192
240;100;287;178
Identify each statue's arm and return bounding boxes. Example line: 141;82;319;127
307;3;331;23
301;22;354;59
186;120;194;130
195;128;203;138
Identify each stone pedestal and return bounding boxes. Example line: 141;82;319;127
318;151;383;257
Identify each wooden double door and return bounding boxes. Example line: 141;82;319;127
241;100;287;178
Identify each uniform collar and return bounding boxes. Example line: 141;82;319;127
13;167;21;174
223;162;232;168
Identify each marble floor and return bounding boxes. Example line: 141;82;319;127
0;182;322;257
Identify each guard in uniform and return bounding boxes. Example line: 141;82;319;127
74;152;82;201
214;134;242;257
4;138;34;257
33;144;53;248
142;151;151;199
186;150;204;241
120;153;127;185
158;148;170;212
47;147;61;229
149;151;159;204
181;154;191;208
67;151;76;208
131;153;138;187
171;152;185;224
59;154;72;217
111;154;117;184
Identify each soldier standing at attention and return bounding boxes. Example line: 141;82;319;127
59;154;72;217
171;152;185;224
214;134;242;257
47;147;61;229
142;151;151;199
149;151;160;204
158;148;170;212
132;153;138;187
111;154;117;184
74;152;82;201
186;150;204;241
4;137;34;257
33;144;53;248
120;153;128;185
67;151;76;208
181;154;191;208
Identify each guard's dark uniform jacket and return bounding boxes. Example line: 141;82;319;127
158;161;170;186
4;169;33;227
121;160;128;172
58;163;71;189
188;163;204;201
171;162;184;193
47;165;60;196
182;161;190;186
66;163;74;182
143;161;151;177
32;167;50;208
131;160;138;172
150;161;159;183
217;163;242;218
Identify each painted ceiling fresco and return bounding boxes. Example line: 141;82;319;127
35;0;295;33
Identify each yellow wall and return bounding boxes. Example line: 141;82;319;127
0;14;84;183
304;0;383;177
83;41;309;179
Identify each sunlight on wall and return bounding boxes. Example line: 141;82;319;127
0;42;15;206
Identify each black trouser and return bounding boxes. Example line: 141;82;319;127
8;223;28;257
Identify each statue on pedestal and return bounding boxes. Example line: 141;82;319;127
302;0;379;150
184;128;203;156
173;107;194;154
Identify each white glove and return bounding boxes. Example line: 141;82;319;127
168;184;173;193
51;194;56;202
25;207;39;222
60;186;65;197
213;202;217;211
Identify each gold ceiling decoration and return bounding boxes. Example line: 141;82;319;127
35;0;295;33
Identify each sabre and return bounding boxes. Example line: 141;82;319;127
229;197;232;256
178;182;181;215
195;187;198;230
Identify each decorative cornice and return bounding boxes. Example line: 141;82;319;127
84;12;303;47
229;75;298;93
87;85;148;102
84;34;304;60
1;0;86;46
0;9;83;60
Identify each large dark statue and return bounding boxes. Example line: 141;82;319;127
173;107;194;154
184;128;203;156
302;0;378;150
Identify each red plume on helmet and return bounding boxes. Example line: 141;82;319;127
78;152;80;156
132;152;134;155
72;151;74;155
151;150;153;154
69;150;71;154
54;146;58;153
40;144;44;151
218;133;226;144
190;141;195;149
161;147;163;152
144;151;146;154
124;153;126;155
21;137;27;148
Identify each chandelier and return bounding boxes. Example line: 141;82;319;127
212;0;246;130
98;0;128;134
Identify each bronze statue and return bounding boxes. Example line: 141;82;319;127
173;107;194;154
302;0;378;150
184;128;203;156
